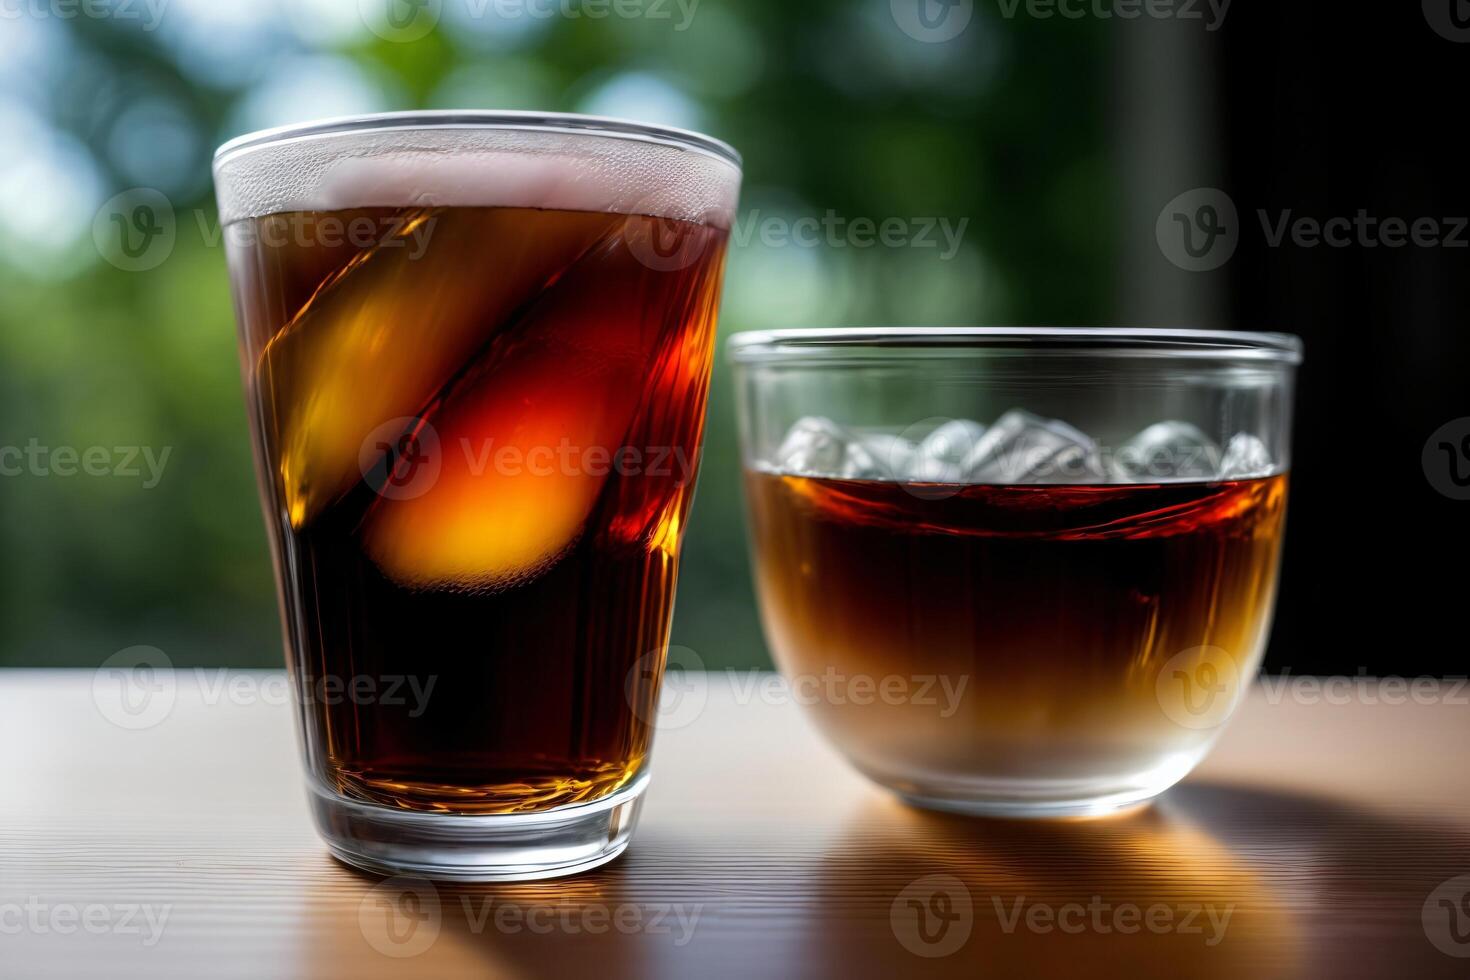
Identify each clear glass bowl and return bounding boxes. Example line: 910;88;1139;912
731;328;1301;817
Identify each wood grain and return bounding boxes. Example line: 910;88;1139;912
1;670;1468;978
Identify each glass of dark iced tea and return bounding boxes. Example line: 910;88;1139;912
731;328;1300;816
214;112;740;878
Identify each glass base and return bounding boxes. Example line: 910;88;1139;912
878;750;1203;819
307;773;647;881
897;785;1164;819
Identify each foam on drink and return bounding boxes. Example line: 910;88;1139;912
215;124;741;228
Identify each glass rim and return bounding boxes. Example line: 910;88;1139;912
727;327;1303;364
212;109;742;171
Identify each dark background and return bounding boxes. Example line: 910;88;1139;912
1217;3;1469;674
0;1;1463;676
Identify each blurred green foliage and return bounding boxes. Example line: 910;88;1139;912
0;2;1114;668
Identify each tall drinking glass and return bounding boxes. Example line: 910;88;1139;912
214;112;741;879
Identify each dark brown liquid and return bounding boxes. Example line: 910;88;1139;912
226;205;728;812
743;472;1288;789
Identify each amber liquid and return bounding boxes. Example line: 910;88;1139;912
226;205;727;812
744;472;1288;792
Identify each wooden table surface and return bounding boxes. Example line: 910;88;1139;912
2;669;1468;978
